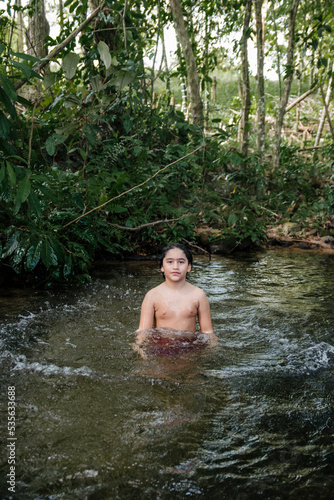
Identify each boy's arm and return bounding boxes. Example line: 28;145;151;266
134;292;155;358
138;291;155;330
198;291;219;345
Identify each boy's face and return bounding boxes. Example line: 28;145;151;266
161;248;191;281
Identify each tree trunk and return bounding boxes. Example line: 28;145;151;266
169;0;204;127
315;70;333;146
59;0;64;29
272;0;300;170
15;2;106;90
295;53;302;131
16;0;25;53
240;0;252;156
25;0;50;59
255;0;265;153
272;1;282;99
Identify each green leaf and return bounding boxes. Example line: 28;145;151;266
68;0;79;13
16;176;31;203
0;162;5;183
12;234;31;270
62;52;80;80
11;61;32;80
48;236;66;263
123;116;134;133
89;75;103;93
98;41;112;69
6;161;16;185
63;255;73;278
228;213;239;226
82;124;98;145
41;238;58;269
0;111;10;139
0;88;17;119
112;70;136;91
63;94;82;108
2;230;20;258
0;73;18;101
12;51;40;63
45;133;66;156
55;122;78;138
0;177;12;202
43;72;59;89
16;95;33;109
26;240;43;271
28;191;43;217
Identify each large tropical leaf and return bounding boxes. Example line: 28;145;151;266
98;41;112;69
62;52;80;80
41;238;58;269
26;240;43;271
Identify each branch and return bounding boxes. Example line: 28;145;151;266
257;205;280;218
14;2;106;90
60;143;205;230
285;85;319;112
110;214;189;231
297;145;327;152
181;238;211;258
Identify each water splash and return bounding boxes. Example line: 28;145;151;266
10;354;93;377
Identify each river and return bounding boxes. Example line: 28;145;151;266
0;249;333;499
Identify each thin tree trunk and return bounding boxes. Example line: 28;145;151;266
169;0;204;127
315;71;333;146
240;0;252;156
59;0;64;28
272;0;300;170
150;0;162;113
255;0;265;153
204;15;210;130
295;53;302;131
319;80;334;139
272;1;282;99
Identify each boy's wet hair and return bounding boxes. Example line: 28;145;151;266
159;243;193;268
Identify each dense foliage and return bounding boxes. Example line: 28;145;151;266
0;0;333;286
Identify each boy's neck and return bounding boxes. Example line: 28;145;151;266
164;278;188;289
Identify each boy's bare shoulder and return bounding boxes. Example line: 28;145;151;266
188;282;206;295
144;283;166;299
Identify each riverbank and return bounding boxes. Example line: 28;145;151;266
195;223;334;256
2;223;334;290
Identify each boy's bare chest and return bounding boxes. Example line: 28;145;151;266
155;295;198;319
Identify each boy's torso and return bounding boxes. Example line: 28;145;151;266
153;283;200;331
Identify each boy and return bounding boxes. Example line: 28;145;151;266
137;243;218;346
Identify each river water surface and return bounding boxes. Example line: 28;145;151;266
1;249;334;499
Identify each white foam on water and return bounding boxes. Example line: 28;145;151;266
287;341;334;373
206;340;334;379
10;354;93;377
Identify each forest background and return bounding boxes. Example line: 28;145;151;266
0;0;333;287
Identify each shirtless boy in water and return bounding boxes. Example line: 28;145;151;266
137;243;218;346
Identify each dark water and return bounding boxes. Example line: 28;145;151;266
1;249;334;499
